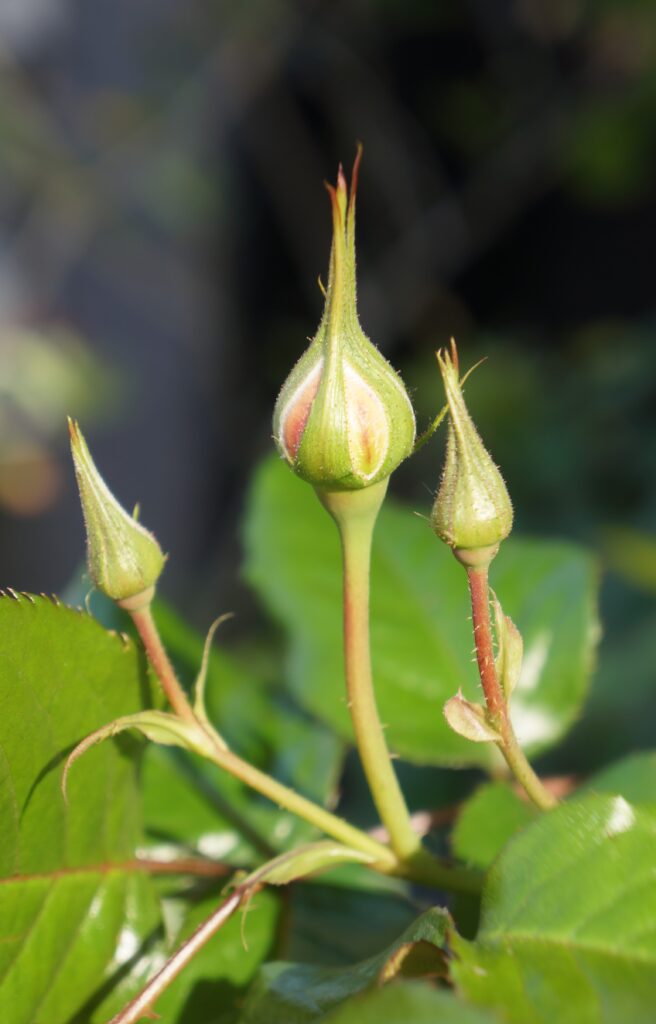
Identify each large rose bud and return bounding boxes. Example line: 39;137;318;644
273;148;416;492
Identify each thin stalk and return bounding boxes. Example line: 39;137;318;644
205;744;396;868
107;886;247;1024
129;604;197;726
467;567;557;811
320;482;421;861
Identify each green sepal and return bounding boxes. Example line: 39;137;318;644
492;594;523;699
192;612;233;748
62;710;216;801
245;841;376;888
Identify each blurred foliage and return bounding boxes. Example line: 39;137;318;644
0;0;655;540
0;325;118;515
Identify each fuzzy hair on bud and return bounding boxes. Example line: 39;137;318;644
431;341;513;563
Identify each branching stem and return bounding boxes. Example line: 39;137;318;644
128;597;480;891
128;601;395;868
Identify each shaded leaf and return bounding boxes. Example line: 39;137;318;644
0;594;163;1023
580;750;656;807
322;981;499;1024
283;878;421;967
240;907;449;1023
451;782;537;870
602;526;656;594
563;612;656;770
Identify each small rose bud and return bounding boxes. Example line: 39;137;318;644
273;148;416;492
431;342;513;567
69;419;165;606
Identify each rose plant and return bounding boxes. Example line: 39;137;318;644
0;152;653;1024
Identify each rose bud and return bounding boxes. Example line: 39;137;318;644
273;148;416;493
69;419;165;608
431;342;513;568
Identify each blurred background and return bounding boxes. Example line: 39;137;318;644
1;0;656;761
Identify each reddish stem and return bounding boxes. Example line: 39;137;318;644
107;886;249;1024
467;567;505;722
129;605;197;725
466;565;557;811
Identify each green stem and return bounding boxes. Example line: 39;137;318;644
467;567;557;811
204;744;396;869
498;728;557;811
396;847;482;894
320;481;422;860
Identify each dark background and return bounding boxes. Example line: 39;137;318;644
1;2;656;758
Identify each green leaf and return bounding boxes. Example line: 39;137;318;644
452;795;656;1023
580;751;656;807
243;457;599;767
283;877;421;966
452;782;537;870
602;526;656;594
0;594;163;1023
571;611;656;766
142;744;272;866
240;907;450;1023
321;981;498;1024
0;594;281;1024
